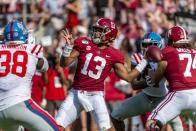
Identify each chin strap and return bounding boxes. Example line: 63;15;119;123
92;38;101;44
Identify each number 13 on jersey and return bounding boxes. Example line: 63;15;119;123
81;53;106;79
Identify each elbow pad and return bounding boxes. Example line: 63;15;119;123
39;57;49;72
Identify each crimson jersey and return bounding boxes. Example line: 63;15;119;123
72;37;124;91
162;46;196;91
45;67;69;100
31;72;45;105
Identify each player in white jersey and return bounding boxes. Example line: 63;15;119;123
111;32;183;131
0;21;60;131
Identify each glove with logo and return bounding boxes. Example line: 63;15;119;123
145;75;157;87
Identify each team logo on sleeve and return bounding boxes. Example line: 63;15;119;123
82;40;89;44
86;46;91;50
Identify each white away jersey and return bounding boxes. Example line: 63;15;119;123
142;62;168;97
130;53;168;97
0;44;43;111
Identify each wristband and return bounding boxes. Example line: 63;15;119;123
135;59;148;73
62;44;74;57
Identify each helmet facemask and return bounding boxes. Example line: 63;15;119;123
91;26;112;44
141;32;162;53
91;18;117;45
141;42;158;50
91;26;105;44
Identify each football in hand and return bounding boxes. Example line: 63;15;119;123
146;46;163;62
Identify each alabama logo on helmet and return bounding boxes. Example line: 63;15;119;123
91;18;117;44
167;26;189;46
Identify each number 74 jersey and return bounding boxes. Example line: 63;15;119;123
162;46;196;91
72;37;124;91
0;44;43;110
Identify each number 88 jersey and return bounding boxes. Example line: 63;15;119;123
0;44;43;111
72;37;124;91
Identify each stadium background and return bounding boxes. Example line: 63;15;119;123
0;0;196;131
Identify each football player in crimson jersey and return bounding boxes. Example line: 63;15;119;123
55;18;149;131
146;26;196;131
111;32;183;131
0;21;61;131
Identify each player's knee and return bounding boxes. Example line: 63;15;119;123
111;111;116;119
111;115;119;123
111;114;124;124
110;116;125;131
148;119;163;131
112;118;124;126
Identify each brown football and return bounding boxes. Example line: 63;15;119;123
146;45;163;62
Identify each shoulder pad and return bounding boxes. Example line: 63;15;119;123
74;37;91;51
161;46;174;54
75;37;90;44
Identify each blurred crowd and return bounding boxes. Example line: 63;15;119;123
1;0;196;131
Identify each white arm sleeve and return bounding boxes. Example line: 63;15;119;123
38;57;49;72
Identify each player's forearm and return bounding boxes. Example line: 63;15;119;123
127;69;140;82
151;61;167;84
114;63;141;82
126;59;148;82
116;69;140;83
151;74;162;84
60;56;73;67
61;46;79;67
132;80;148;90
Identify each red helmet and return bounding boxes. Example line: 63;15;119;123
91;18;117;44
167;26;189;46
